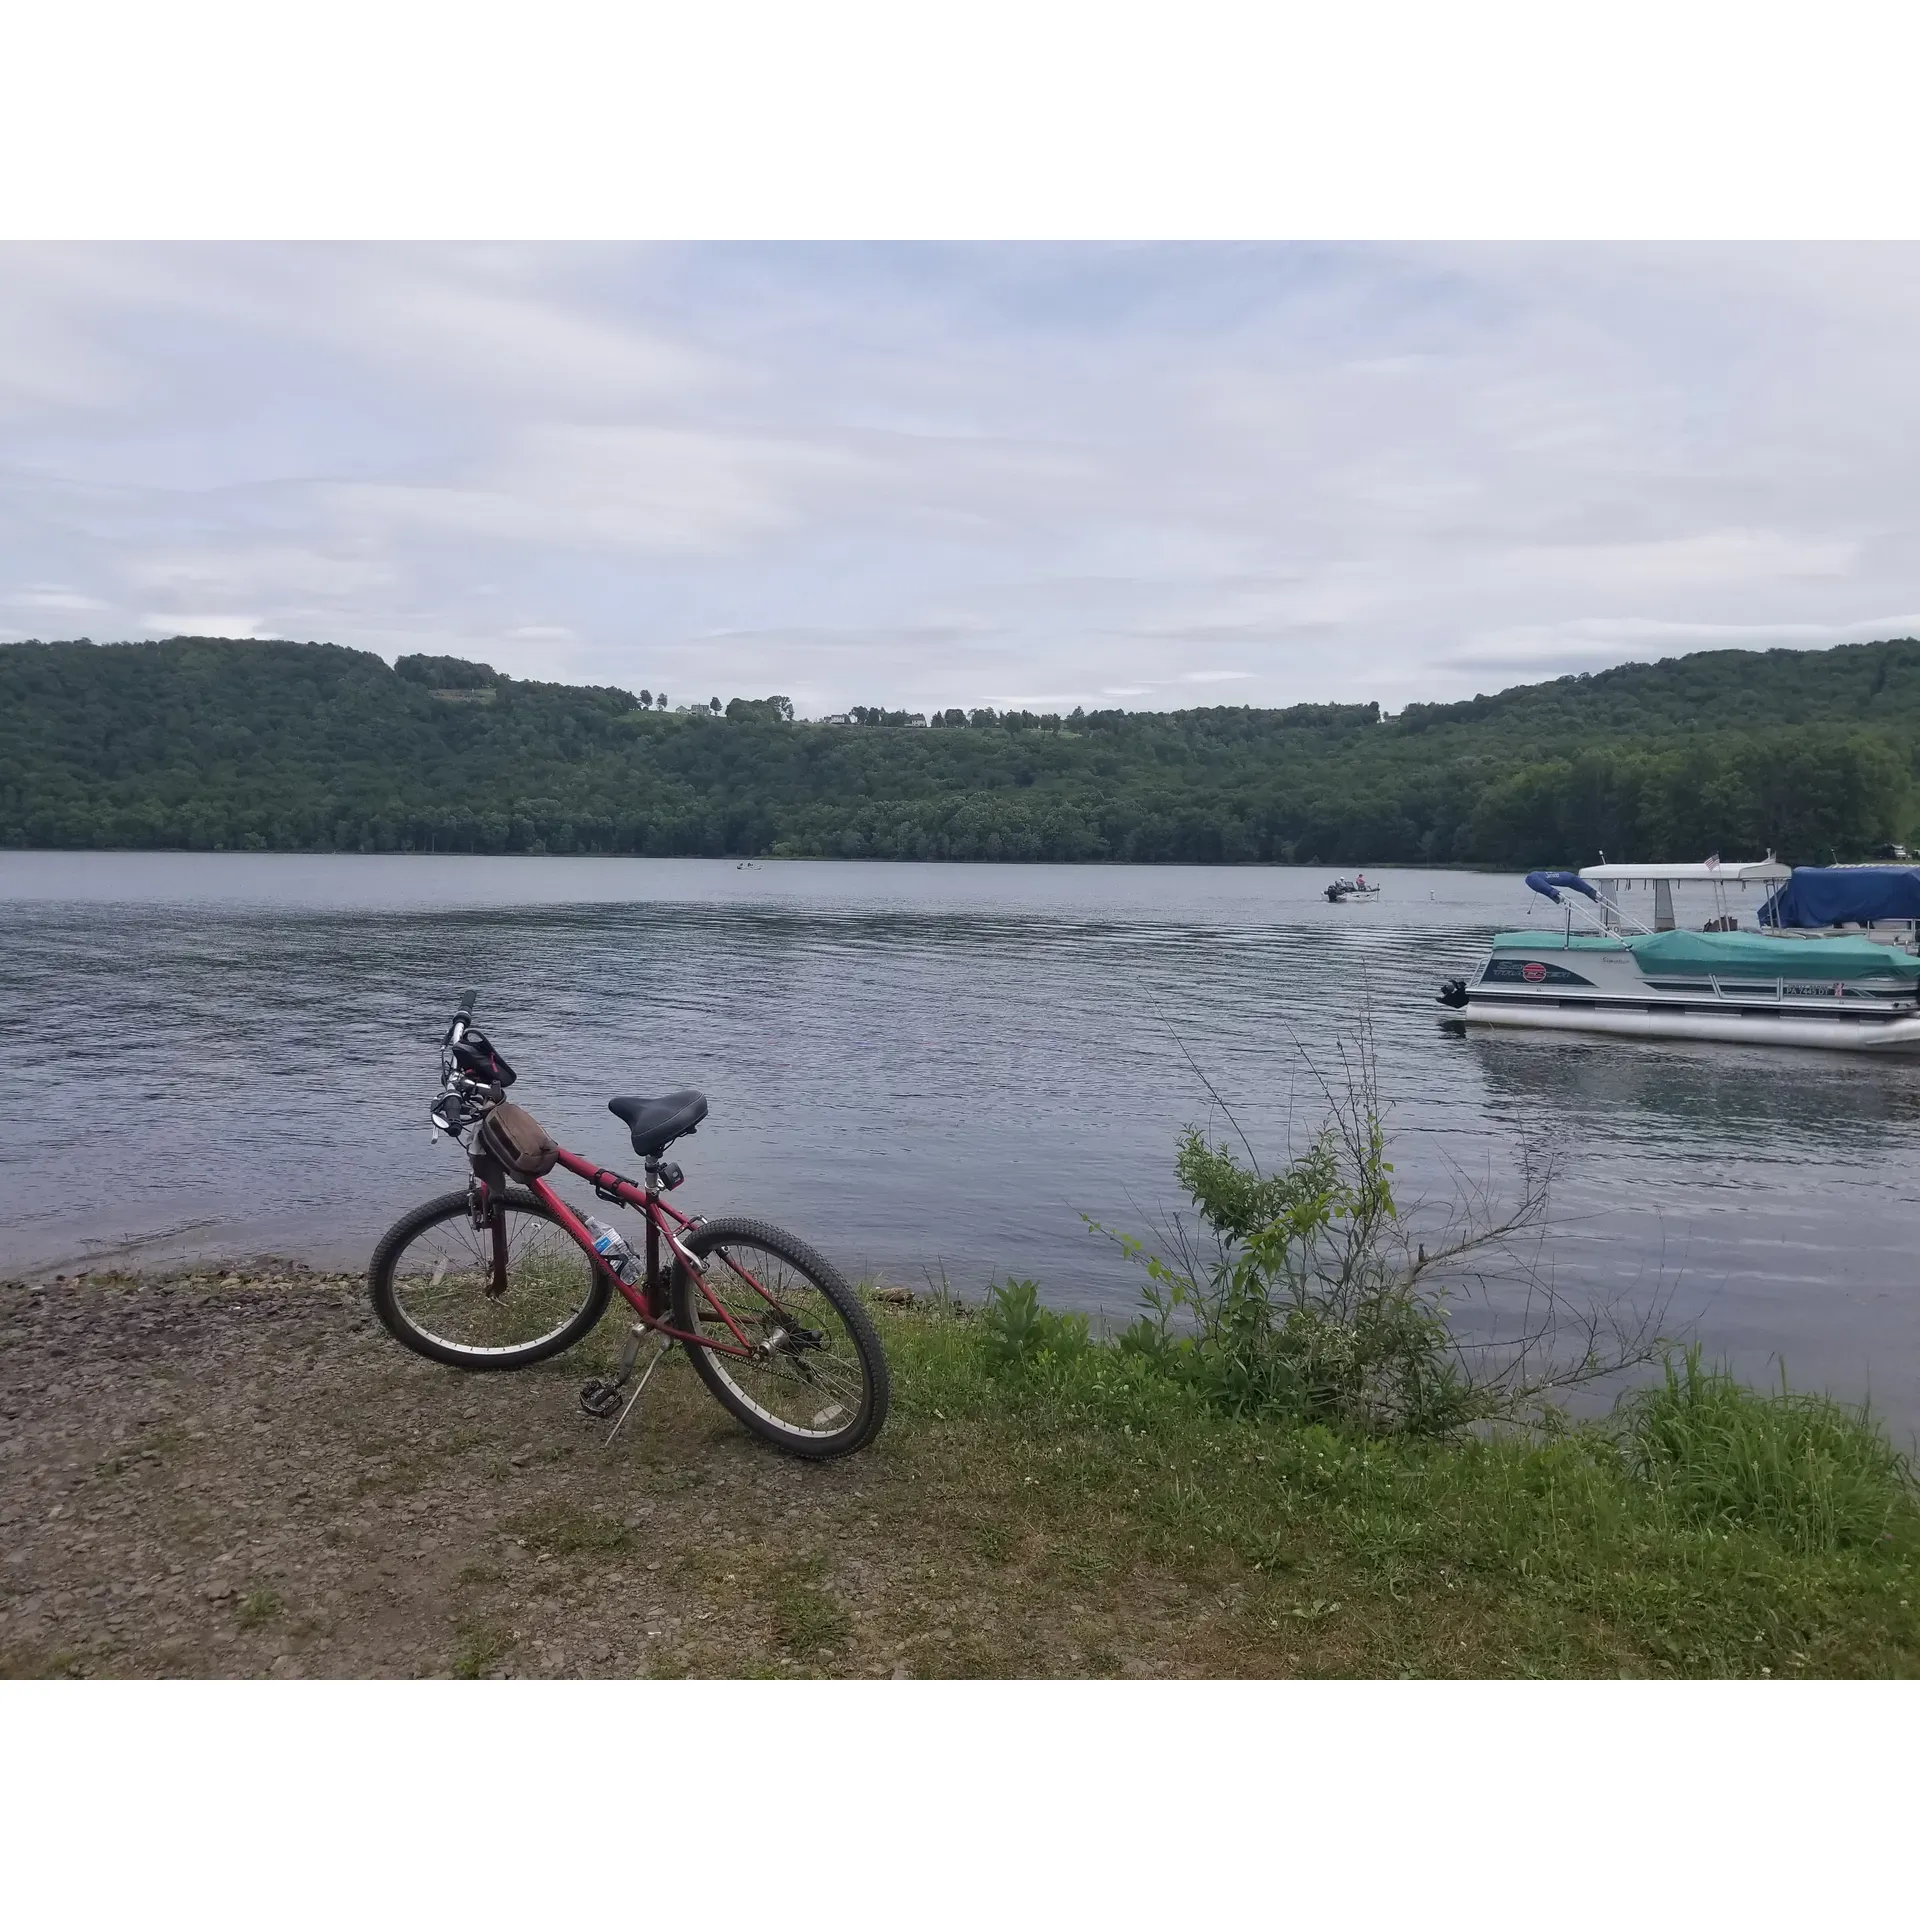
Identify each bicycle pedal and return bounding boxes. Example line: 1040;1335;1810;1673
578;1379;624;1419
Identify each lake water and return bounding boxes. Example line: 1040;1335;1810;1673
3;852;1916;1432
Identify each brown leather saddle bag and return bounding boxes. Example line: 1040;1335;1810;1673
477;1102;559;1178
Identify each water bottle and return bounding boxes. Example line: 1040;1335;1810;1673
584;1216;632;1279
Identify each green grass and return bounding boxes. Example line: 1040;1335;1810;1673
768;1553;853;1664
511;1499;633;1558
868;1300;1920;1677
1624;1347;1917;1554
451;1618;515;1679
236;1587;284;1631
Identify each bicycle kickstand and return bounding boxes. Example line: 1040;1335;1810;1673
603;1333;672;1450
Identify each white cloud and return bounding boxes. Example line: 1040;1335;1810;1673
1488;530;1861;595
7;585;109;612
5;243;1920;714
129;548;396;598
141;613;274;638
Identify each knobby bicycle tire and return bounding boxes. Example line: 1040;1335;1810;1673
368;1187;612;1371
672;1217;890;1459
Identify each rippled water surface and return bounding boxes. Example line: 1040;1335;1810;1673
4;853;1916;1427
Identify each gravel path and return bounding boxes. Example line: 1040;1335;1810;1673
2;1266;1222;1679
0;1265;921;1678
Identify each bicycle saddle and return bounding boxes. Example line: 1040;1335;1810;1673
608;1091;708;1159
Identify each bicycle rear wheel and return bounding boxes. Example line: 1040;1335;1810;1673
673;1218;889;1459
369;1188;611;1370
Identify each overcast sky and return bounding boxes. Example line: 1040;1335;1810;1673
4;243;1920;716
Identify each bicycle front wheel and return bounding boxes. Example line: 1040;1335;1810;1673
673;1218;889;1458
369;1188;611;1370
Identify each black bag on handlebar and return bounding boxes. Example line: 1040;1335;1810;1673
477;1102;559;1178
452;1028;516;1087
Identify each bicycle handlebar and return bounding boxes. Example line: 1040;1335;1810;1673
435;991;487;1136
443;990;478;1058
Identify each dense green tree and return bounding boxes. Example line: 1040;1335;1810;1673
1;634;1915;864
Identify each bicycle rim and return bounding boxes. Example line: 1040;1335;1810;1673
383;1195;602;1361
683;1232;876;1443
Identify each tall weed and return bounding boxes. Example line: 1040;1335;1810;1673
1623;1346;1918;1552
1078;1017;1667;1435
1096;1106;1485;1436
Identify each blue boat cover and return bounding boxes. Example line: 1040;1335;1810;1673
1525;870;1600;905
1759;867;1920;928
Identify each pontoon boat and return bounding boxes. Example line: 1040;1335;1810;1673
1438;860;1920;1052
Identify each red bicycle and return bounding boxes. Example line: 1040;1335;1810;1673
368;992;890;1459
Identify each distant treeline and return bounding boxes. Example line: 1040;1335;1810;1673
2;634;1917;866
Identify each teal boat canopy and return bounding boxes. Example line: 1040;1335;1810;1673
1628;929;1920;983
1491;927;1920;981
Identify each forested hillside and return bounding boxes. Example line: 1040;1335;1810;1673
2;634;1916;866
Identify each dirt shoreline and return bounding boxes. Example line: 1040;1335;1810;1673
0;1264;1212;1679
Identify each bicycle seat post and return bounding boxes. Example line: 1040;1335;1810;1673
639;1161;664;1312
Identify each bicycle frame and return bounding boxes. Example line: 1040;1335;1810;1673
513;1144;770;1359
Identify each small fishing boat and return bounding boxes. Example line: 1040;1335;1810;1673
1438;859;1920;1052
1325;874;1381;903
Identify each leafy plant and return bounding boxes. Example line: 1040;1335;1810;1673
1103;1107;1483;1436
980;1279;1091;1373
